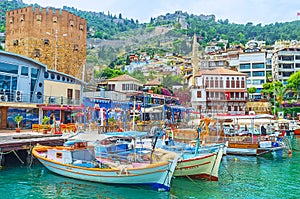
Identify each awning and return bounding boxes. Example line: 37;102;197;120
41;106;82;111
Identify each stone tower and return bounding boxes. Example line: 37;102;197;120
5;6;86;80
191;33;200;86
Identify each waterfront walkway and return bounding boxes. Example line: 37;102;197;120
0;129;70;152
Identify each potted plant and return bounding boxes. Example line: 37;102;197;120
108;117;115;125
14;114;23;133
42;116;50;134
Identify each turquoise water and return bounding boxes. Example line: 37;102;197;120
0;137;299;199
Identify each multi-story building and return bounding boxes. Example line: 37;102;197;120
5;6;86;80
191;67;248;115
272;47;300;84
0;50;84;129
238;50;267;100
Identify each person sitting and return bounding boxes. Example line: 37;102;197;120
261;125;267;135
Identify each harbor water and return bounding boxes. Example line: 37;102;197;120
0;137;299;199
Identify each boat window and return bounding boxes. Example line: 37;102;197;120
56;152;62;159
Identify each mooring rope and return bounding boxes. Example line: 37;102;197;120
12;150;24;164
0;150;15;155
221;161;234;180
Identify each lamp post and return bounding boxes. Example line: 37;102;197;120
46;30;67;71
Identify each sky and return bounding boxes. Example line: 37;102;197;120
22;0;300;25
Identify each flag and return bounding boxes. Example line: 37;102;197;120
297;12;300;16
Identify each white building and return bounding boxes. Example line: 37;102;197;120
238;50;267;100
190;67;248;115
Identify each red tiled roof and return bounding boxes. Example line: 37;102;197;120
145;79;161;86
108;74;141;83
195;67;247;77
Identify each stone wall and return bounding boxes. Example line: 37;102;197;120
5;6;86;79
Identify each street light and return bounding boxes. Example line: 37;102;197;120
46;30;67;71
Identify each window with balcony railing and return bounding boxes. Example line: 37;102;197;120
253;71;265;77
252;63;265;69
240;64;251;70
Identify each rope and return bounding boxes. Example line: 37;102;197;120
0;150;15;155
221;161;234;180
28;145;34;167
12;150;24;165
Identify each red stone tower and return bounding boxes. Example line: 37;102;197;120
5;6;86;80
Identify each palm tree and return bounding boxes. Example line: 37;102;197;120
273;85;287;111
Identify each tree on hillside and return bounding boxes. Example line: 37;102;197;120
287;70;300;99
95;67;125;80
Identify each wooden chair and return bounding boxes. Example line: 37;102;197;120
60;124;67;133
32;124;40;132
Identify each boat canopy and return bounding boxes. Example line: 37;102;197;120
105;131;148;138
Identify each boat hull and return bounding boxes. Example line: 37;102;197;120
32;147;178;191
227;143;285;156
174;147;223;181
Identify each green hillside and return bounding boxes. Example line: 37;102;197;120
1;0;300;66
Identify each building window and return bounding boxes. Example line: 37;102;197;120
0;62;18;74
241;78;245;88
234;106;238;111
253;71;265;77
220;78;223;88
240;64;250;70
13;40;18;46
43;38;50;45
228;106;231;111
44;72;49;78
75;90;80;100
122;84;125;90
236;77;240;88
210;77;214;88
198;105;202;111
215;78;219;88
205;77;209;88
197;91;201;98
9;17;14;24
53;16;57;23
20;14;25;22
36;15;41;21
21;66;28;76
241;92;244;98
226;77;230;88
252;63;264;69
231;77;235;88
74;44;79;51
79;24;84;30
34;49;41;57
70;20;74;27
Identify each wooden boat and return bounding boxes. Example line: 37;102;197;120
213;114;292;157
32;141;179;192
173;145;223;181
147;126;224;181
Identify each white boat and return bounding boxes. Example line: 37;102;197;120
32;141;179;191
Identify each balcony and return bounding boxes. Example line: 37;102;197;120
45;95;82;106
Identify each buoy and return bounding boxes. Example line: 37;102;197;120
288;150;292;154
234;158;238;161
